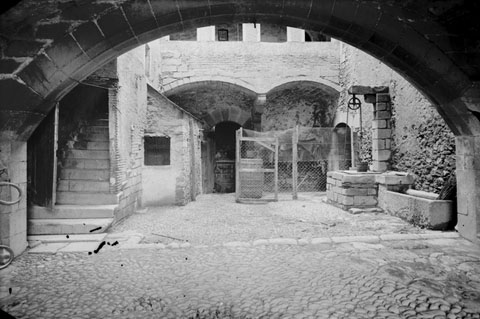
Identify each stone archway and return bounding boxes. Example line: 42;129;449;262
1;1;480;251
1;1;478;139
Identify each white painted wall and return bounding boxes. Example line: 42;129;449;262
197;26;215;41
287;27;305;42
242;23;261;42
142;166;176;206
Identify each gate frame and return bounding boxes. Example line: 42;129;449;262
235;128;279;203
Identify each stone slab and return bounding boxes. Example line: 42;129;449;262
379;234;422;241
268;238;298;245
375;172;415;185
27;233;107;243
331;235;380;243
58;242;101;252
348;85;389;95
28;243;68;254
311;237;332;244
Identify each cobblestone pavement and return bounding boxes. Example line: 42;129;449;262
1;236;480;319
2;194;479;318
110;193;427;246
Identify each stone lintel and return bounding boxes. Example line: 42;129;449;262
348;85;389;95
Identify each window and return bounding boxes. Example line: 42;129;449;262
144;136;170;166
217;28;228;41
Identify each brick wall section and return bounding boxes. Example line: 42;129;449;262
111;47;147;221
0;141;28;255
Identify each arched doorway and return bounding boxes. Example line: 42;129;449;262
214;121;241;193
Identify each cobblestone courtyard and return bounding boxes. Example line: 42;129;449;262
110;193;426;246
1;194;480;319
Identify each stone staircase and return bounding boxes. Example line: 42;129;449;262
28;119;118;236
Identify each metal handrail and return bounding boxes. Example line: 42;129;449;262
0;182;22;206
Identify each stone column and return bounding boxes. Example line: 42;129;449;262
349;86;392;172
252;94;266;131
0;140;28;256
371;93;392;172
455;135;480;242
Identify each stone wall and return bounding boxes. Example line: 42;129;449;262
337;43;456;192
150;39;341;94
263;83;338;131
146;38;341;132
111;47;147;221
143;85;203;206
0;141;27;255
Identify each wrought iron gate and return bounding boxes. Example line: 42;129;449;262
235;128;279;202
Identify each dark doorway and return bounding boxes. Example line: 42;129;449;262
214;121;241;193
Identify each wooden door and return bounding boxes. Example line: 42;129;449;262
27;104;58;208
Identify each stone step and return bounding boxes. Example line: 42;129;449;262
28;204;117;219
85;125;109;134
28;233;107;243
57;180;110;192
69;141;110;150
56;192;120;205
84;133;109;142
62;158;110;169
86;141;110;150
59;168;109;181
91;119;109;126
67;149;109;160
28;218;113;235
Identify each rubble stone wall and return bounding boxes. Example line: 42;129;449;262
338;43;456;192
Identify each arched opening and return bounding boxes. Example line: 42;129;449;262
265;81;340;130
214;121;241;193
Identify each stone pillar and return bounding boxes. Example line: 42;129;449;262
455;135;480;242
0;140;28;256
252;94;266;131
371;93;392;172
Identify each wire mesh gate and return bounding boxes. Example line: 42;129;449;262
236;128;279;202
236;126;352;202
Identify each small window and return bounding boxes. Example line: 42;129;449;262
144;136;170;166
218;29;228;41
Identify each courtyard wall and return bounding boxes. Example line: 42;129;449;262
143;85;203;206
150;40;341;94
110;47;147;220
336;43;456;193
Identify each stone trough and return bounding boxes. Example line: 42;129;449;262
327;170;455;230
379;188;455;230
